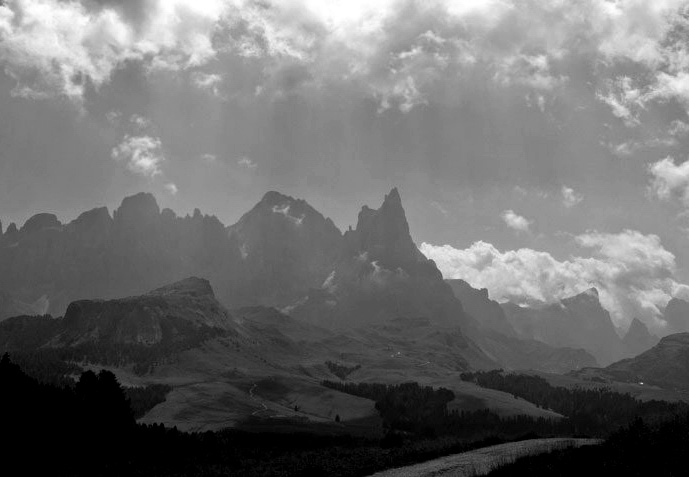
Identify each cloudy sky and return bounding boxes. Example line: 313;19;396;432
2;0;689;331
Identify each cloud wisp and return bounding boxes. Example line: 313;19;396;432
501;210;532;233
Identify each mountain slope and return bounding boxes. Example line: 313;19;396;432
446;279;516;337
605;333;689;390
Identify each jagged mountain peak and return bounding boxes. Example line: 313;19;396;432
623;317;657;353
260;190;298;205
626;317;650;337
564;287;600;304
4;222;18;237
346;187;424;266
114;192;160;224
20;213;62;234
69;207;112;230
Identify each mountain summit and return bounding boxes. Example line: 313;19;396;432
343;188;425;267
227;191;343;307
291;188;473;331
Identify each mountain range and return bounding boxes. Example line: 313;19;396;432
2;188;688;429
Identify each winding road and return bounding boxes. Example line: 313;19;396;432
367;438;601;477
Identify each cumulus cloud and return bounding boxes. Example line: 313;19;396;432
164;182;178;195
129;114;151;130
1;0;687;115
561;186;583;208
191;71;223;96
501;210;531;232
0;0;228;100
111;135;165;178
421;230;689;330
596;77;643;128
648;156;689;207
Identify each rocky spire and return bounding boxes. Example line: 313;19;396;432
346;187;424;266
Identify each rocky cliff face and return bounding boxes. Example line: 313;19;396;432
291;188;473;330
446;279;516;337
60;277;233;347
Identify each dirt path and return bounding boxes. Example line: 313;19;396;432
367;438;601;477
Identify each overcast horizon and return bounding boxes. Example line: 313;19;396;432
2;0;689;331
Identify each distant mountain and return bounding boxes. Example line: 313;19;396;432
228;191;343;307
290;189;474;330
476;330;598;374
59;277;234;347
446;279;516;337
0;277;234;354
622;318;658;358
445;279;596;372
662;298;689;336
501;288;625;366
0;291;48;321
0;193;243;315
604;333;689;390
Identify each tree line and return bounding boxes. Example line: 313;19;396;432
461;370;689;435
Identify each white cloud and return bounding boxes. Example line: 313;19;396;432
501;209;531;233
0;0;229;100
271;204;304;226
129;114;151;130
237;156;257;169
111;135;165;178
596;77;643;127
421;229;689;329
2;0;686;114
201;153;217;163
561;186;583;208
164;182;178;195
648;156;689;207
191;71;223;96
